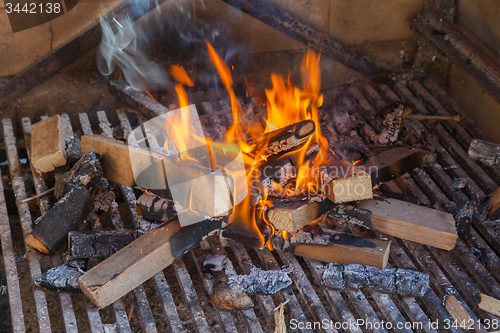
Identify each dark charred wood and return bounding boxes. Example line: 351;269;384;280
253;120;316;155
54;151;103;199
34;259;88;293
136;192;177;221
65;137;82;166
321;263;430;297
468;139;500;167
453;201;474;237
229;266;293;294
69;230;146;258
93;188;115;214
221;0;402;77
375;104;403;144
25;186;94;254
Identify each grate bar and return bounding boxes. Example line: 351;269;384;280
2;118;53;333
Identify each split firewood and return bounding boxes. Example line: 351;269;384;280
229;266;293;294
320;152;373;203
135;192;176;221
78;217;222;309
69;230;145;259
358;146;435;187
468;138;500;166
25;186;95;254
271;228;391;269
252;120;315;155
81;135;234;219
209;275;253;311
374;104;403;144
321;263;430;297
54;151;103;199
477;293;500;317
444;295;472;329
329;198;458;250
34;259;87;293
266;197;334;232
30;115;67;173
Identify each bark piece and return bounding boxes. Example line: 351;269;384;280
468;139;500;166
54;151;103;199
25;187;94;254
69;230;145;259
30;115;67;173
78;218;222;309
321;263;430;297
210;275;253;311
136;192;176;221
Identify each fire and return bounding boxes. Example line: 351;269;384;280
162;43;330;248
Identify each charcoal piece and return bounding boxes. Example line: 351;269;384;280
93;188;115;214
34;260;87;293
54;151;103;199
203;254;229;273
453;177;467;189
210;275;253;311
229;266;293;294
471;247;488;266
26;186;94;254
454;201;474;237
69;230;145;258
65;137;82;166
321;263;429;297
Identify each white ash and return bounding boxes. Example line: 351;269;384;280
453;177;467;189
204;254;229;273
229;266;293;294
321;263;429;297
34;260;87;293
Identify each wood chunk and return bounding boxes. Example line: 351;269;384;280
25;187;94;254
54;151;103;199
210;275;253;311
69;230;145;259
266;198;334;232
478;293;500;317
444;295;472;330
358;146;435;187
322;263;430;297
469;138;500;167
253;120;315;155
136;192;176;221
30;115;67;173
273;228;390;269
81;135;234;219
320;152;373;203
78;218;222;309
331;198;458;250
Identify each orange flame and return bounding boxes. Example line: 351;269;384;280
170;65;194;87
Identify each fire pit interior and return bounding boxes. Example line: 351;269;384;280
3;0;500;332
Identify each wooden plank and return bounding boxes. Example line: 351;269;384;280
266;198;333;232
348;198;457;250
30;115;67;173
81;134;233;218
78;218;221;309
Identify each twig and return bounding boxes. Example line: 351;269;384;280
404;114;461;121
17;187;54;204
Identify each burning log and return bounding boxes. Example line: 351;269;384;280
25;186;95;254
69;230;145;259
266;197;334;232
135;192;176;221
468;138;500;166
329;198;458;250
34;260;87;293
320;152;373;203
30;115;67;173
78;217;222;309
321;263;430;297
272;228;391;269
210;275;253;311
81;135;234;219
358;146;435;187
253;120;315;155
54;151;103;199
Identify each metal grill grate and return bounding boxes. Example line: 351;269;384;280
1;79;500;332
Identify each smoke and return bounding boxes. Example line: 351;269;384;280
96;12;170;91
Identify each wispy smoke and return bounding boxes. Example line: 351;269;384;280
96;14;170;91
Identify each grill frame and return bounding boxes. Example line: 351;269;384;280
1;80;500;332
